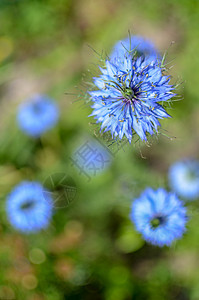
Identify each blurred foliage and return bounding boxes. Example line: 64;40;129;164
0;0;199;299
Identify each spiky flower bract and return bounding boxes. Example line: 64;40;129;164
130;188;187;247
169;159;199;200
110;35;160;65
6;181;53;233
89;47;175;142
17;94;59;137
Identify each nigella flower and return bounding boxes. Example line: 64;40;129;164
89;46;175;142
130;188;187;246
169;160;199;200
17;94;59;137
71;138;112;181
110;35;160;65
6;181;53;233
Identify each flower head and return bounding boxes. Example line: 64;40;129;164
17;94;59;137
130;188;187;246
169;159;199;200
110;35;160;65
89;42;175;143
71;138;112;180
6;181;53;233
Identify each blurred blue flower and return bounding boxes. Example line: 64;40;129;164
169;160;199;200
71;138;112;181
130;188;187;247
89;49;175;142
6;181;53;233
17;94;59;137
110;35;160;64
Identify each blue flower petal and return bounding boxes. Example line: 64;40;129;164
130;188;187;247
89;36;175;143
6;181;53;233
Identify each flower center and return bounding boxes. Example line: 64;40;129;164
150;215;166;229
122;87;135;101
32;102;44;114
20;200;35;210
185;169;198;181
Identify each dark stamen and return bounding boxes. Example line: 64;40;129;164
20;200;35;210
32;102;43;114
150;216;166;229
186;170;198;181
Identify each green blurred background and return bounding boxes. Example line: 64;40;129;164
0;0;199;299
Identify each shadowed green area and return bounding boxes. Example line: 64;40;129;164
0;0;199;299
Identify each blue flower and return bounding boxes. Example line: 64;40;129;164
169;160;199;200
6;181;53;233
110;35;160;64
130;188;187;246
71;138;112;181
17;94;59;137
89;45;175;142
